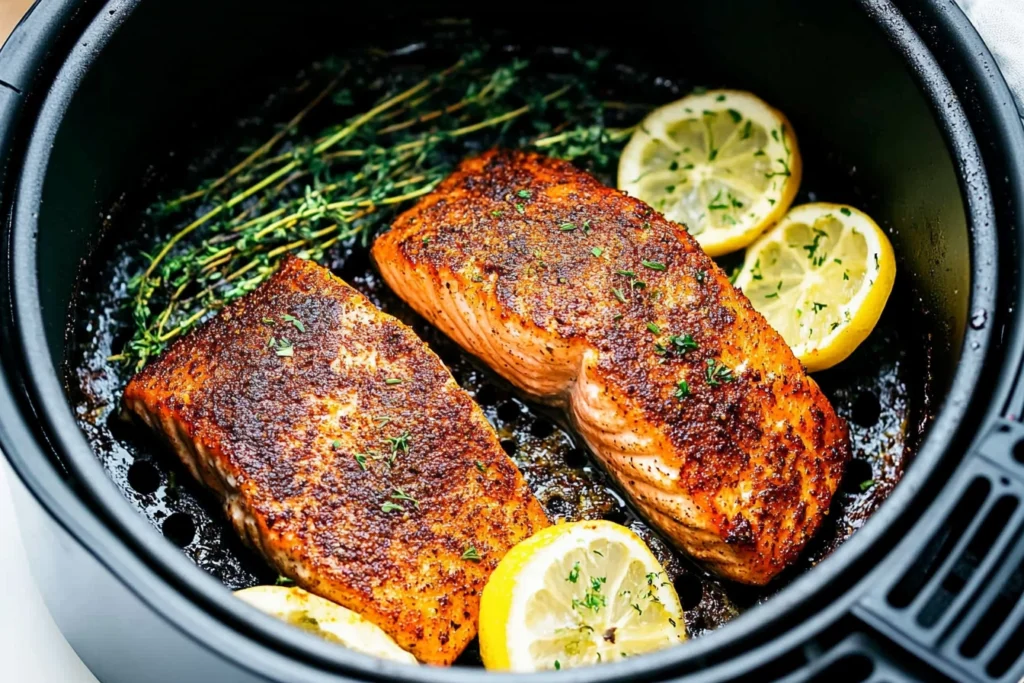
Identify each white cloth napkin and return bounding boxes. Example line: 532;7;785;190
957;0;1024;113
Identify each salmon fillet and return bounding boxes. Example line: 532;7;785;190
124;255;549;665
372;150;849;585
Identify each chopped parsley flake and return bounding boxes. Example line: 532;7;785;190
281;314;305;333
567;562;581;583
592;247;604;258
705;358;736;386
669;333;699;352
381;502;404;513
462;545;482;561
385;378;403;385
390;488;420;509
674;380;691;399
708;190;730;210
274;338;294;357
860;479;875;492
840;207;852;216
517;189;532;198
647;322;662;334
750;259;763;280
387;431;411;452
641;259;667;271
612;287;627;303
559;223;576;232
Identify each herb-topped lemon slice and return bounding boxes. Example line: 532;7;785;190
734;203;896;373
618;89;801;256
235;585;417;664
479;520;686;672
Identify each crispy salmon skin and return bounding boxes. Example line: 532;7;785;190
123;256;548;665
373;150;849;585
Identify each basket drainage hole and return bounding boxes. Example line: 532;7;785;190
674;574;703;611
475;384;499;407
545;495;571;520
850;391;881;427
497;402;521;424
841;459;874;494
127;460;160;495
163;513;196;547
565;449;587;468
1013;439;1024;464
530;420;556;439
500;439;518;456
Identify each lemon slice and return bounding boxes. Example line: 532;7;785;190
235;585;417;664
734;203;896;372
479;520;686;672
618;89;801;256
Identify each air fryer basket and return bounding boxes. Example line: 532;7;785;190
1;1;1023;682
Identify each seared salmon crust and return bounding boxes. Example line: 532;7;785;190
124;255;549;665
373;149;850;585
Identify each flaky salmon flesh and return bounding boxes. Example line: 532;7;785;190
373;150;850;585
123;256;549;665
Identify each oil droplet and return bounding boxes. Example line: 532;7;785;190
970;308;987;330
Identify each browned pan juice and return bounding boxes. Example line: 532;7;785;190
65;26;934;662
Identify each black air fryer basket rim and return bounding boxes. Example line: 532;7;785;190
0;0;1019;681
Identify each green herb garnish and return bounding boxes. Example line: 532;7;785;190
274;338;294;357
281;314;305;332
705;358;735;386
391;488;420;509
674;380;691;399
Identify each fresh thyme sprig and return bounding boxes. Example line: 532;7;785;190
114;44;636;371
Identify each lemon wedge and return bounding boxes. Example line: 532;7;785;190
479;520;685;672
235;585;417;664
734;202;896;372
618;89;801;256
